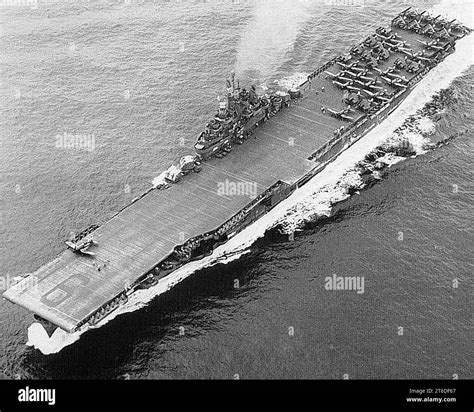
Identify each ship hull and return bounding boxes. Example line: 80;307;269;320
3;8;471;353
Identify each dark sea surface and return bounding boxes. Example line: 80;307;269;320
0;0;472;379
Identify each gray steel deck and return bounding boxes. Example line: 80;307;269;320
2;87;331;332
3;23;445;332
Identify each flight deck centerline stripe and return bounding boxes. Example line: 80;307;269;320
287;112;336;130
257;129;307;149
202;160;262;183
99;219;166;245
88;232;172;270
270;117;325;141
200;139;292;185
220;152;280;181
187;179;245;208
193;176;266;205
191;184;239;212
185;182;245;211
303;96;326;107
203;163;268;190
173;196;226;221
188;164;243;187
121;209;178;235
151;206;197;226
294;104;343;123
194;168;267;192
176;180;230;208
175;198;229;221
140;208;178;229
189;177;239;205
130;213;185;245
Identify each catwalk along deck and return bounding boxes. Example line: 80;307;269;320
4;8;470;339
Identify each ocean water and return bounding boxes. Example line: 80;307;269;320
0;0;472;379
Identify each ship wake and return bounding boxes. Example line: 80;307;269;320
277;88;463;234
27;5;473;355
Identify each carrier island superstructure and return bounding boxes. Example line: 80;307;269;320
3;9;471;349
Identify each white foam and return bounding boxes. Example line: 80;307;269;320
28;5;473;354
415;116;436;135
151;171;167;188
27;323;79;355
276;30;472;232
375;153;406;168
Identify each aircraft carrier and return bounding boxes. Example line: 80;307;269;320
3;8;471;350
